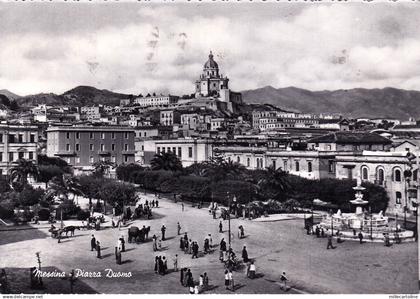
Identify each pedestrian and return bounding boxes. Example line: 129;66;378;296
120;236;125;252
158;238;162;250
249;261;256;279
224;270;229;290
228;270;234;291
204;238;209;254
156;200;159;208
117;238;122;252
180;237;184;250
161;225;166;241
315;226;320;238
212;209;216;219
242;246;249;263
156;256;161;274
219;221;223;233
96;241;101;259
154;256;159;273
188;239;193;254
162;256;167;274
181;202;184;212
159;256;164;275
327;234;335;249
208;234;213;248
192;242;199;259
199;274;204;291
321;227;325;238
358;231;364;244
280;272;288;290
177;222;181;235
116;247;122;265
90;235;96;251
240;226;245;238
384;233;392;247
203;272;209;288
183;268;189;287
180;268;185;286
186;269;194;292
173;254;178;272
152;234;157;251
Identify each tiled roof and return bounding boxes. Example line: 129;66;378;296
308;132;392;144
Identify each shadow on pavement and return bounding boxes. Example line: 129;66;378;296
0;228;49;246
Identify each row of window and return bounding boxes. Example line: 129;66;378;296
66;143;130;152
0;133;36;143
64;155;130;164
0;152;34;161
360;166;417;183
157;146;193;158
66;132;130;139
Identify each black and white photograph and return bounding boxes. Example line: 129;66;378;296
0;1;419;296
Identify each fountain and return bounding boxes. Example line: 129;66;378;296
313;181;415;242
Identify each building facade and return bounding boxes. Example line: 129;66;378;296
0;124;39;176
46;126;135;171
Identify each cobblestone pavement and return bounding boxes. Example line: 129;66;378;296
0;193;418;294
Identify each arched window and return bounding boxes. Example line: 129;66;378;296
247;158;250;167
308;161;312;173
394;168;402;182
376;167;384;184
361;166;369;181
396;191;402;205
237;156;240;163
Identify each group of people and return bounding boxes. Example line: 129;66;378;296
180;268;210;294
179;233;199;258
152;234;162;251
154;256;168;275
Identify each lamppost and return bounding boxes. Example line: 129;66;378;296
226;192;236;248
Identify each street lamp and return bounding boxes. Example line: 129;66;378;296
226;192;236;248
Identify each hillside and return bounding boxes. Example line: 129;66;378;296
14;86;131;107
241;86;420;119
0;89;21;100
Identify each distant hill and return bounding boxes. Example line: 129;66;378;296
0;89;21;100
15;86;131;107
240;86;420;119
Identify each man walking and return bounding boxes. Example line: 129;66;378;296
161;225;166;241
327;234;335;249
96;241;101;259
177;222;181;235
242;246;249;263
173;254;178;272
91;235;96;251
358;231;364;244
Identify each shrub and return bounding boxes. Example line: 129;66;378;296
38;208;51;221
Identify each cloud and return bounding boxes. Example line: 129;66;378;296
1;3;420;95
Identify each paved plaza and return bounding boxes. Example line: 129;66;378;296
0;192;418;294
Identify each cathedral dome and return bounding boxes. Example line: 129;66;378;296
204;51;218;69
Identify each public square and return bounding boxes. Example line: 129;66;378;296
0;192;418;294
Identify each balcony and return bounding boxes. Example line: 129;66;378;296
98;150;111;156
55;151;76;156
122;150;136;155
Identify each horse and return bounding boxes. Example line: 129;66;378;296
62;225;80;237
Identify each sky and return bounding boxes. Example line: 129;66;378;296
1;2;420;96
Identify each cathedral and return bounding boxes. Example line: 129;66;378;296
194;51;242;112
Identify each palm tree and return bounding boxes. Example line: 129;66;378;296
44;174;84;203
257;165;290;201
202;156;246;182
9;158;39;190
92;160;116;177
150;152;183;172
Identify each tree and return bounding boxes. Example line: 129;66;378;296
150;152;183;172
92;160;116;177
44;174;83;202
99;180;137;213
38;165;64;188
116;163;145;182
78;175;104;206
257;165;290;202
19;185;44;207
9;158;39;191
38;155;72;174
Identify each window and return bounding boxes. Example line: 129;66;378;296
125;144;129;151
18;152;24;159
90;144;94;151
75;144;80;151
101;133;105;139
178;147;182;158
66;157;71;164
75;157;80;164
144;132;147;137
76;132;80;139
124;155;129;162
295;161;300;172
112;132;115;139
237;156;240;163
377;168;384;184
18;134;23;143
396;192;402;205
361;166;369;181
29;152;33;160
162;147;165;153
308;161;312;173
327;145;331;151
101;144;105;151
283;160;287;171
66;132;70;139
0;153;2;162
9;152;14;162
30;134;35;143
111;156;116;163
157;147;160;153
394;168;402;182
0;133;2;142
124;132;129;139
112;144;115;151
247;157;250;167
272;160;276;169
167;147;171;153
66;144;70;151
90;132;94;139
90;156;94;163
188;147;193;158
328;160;334;173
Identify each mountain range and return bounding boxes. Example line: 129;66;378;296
0;85;419;119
